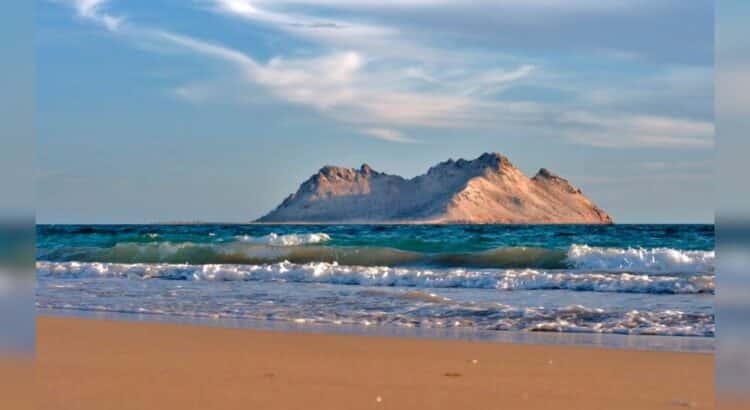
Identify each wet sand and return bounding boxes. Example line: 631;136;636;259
37;316;715;410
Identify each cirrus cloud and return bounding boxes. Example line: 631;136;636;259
359;128;421;144
54;0;713;150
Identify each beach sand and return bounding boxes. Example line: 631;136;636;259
0;357;34;410
37;316;715;410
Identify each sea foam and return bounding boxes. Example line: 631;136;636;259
36;261;714;294
38;242;714;273
235;232;331;246
567;244;714;273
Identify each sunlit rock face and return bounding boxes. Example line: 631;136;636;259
257;152;613;224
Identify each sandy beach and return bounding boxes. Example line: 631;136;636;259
0;357;34;410
36;316;715;410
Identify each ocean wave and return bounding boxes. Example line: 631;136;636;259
45;242;422;266
34;299;714;337
567;244;714;273
235;232;331;246
36;261;714;294
515;305;714;337
37;242;714;273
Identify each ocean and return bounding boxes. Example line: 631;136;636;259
36;224;714;346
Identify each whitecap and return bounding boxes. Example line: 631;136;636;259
235;232;331;246
566;244;714;273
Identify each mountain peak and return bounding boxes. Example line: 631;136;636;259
534;168;555;179
258;152;612;224
360;163;374;175
427;152;514;176
478;151;507;162
533;168;582;194
477;151;513;170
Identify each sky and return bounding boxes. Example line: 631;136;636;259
717;0;750;218
1;1;34;220
36;0;715;223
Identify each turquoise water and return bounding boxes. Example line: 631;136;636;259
38;224;714;254
36;224;715;339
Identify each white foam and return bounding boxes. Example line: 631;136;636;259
235;232;331;246
521;305;714;337
34;298;714;337
566;244;714;273
36;261;714;294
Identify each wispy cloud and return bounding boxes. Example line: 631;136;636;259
64;0;124;31
207;0;712;65
213;0;257;15
464;65;537;96
54;0;713;150
576;172;713;185
152;30;258;68
360;128;421;144
559;112;714;149
56;0;540;130
214;0;638;14
637;160;713;172
152;28;542;129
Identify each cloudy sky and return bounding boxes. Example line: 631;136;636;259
37;0;714;223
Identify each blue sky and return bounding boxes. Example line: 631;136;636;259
37;0;714;223
1;1;34;220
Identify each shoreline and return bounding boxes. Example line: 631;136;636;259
37;315;715;410
39;308;715;353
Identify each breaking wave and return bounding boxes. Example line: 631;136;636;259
38;241;714;273
515;305;714;337
36;225;715;340
33;295;715;337
567;244;714;273
235;232;331;246
36;261;714;294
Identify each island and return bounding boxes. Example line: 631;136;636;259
257;152;613;224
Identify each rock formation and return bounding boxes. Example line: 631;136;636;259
257;152;613;224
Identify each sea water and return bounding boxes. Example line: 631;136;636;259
36;224;714;346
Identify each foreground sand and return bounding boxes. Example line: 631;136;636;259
0;357;34;410
37;316;715;410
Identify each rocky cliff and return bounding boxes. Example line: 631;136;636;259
257;152;613;224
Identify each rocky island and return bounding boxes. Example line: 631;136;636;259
257;152;612;224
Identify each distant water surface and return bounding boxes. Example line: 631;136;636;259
36;224;715;345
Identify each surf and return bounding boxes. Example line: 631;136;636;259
38;241;714;273
36;260;714;294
